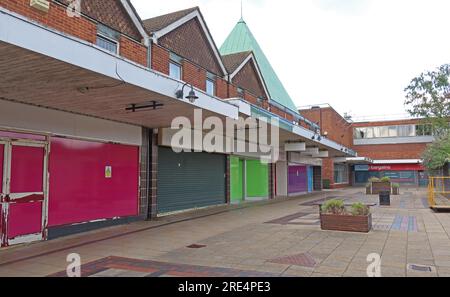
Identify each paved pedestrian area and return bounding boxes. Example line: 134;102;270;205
1;187;450;277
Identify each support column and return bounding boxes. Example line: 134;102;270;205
148;130;159;220
139;128;150;218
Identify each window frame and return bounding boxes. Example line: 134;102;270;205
169;61;182;80
96;33;119;54
206;78;216;96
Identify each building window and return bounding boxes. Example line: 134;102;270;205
96;35;118;53
334;164;349;184
169;52;183;80
416;124;433;136
237;87;244;99
206;72;216;96
206;79;215;96
169;62;182;80
96;24;119;54
354;124;435;139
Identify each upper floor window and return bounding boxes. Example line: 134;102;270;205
237;87;245;99
169;52;183;80
354;123;435;139
206;72;216;96
96;24;119;54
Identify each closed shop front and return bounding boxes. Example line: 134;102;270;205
313;166;322;191
246;159;269;201
354;164;423;186
157;147;227;214
288;165;308;195
48;137;140;228
230;156;244;203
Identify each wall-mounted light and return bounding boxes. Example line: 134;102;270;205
176;83;199;103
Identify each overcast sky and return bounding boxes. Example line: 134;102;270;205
131;0;450;119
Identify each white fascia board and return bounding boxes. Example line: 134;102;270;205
313;151;329;158
120;0;150;46
0;8;238;120
291;125;355;156
301;147;319;156
153;10;228;76
224;98;252;116
285;142;306;152
346;157;373;164
372;159;422;164
230;53;270;100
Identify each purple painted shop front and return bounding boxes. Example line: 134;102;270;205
288;165;308;194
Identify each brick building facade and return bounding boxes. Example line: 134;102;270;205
300;105;433;188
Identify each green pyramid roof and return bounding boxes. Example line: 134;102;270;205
220;19;298;111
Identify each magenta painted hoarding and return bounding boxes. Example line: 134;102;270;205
10;146;45;193
8;202;43;238
0;144;3;193
288;165;308;194
48;137;139;227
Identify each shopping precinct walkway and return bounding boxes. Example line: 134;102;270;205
1;188;450;277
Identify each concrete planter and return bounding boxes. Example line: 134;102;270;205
320;213;372;233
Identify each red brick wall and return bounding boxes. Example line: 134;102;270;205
59;0;142;41
2;0;147;66
2;0;97;43
354;143;427;160
151;44;170;75
216;78;228;99
158;18;224;76
228;84;239;99
232;60;266;98
120;36;147;67
183;60;206;91
301;107;353;147
244;92;258;105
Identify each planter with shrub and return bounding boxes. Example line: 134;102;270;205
366;177;399;195
319;200;372;233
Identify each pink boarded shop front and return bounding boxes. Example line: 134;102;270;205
48;137;140;227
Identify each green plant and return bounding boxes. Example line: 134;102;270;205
392;183;400;189
350;203;370;216
380;176;391;183
369;177;380;183
365;182;371;188
321;199;345;215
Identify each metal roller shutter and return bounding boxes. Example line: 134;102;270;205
157;147;226;214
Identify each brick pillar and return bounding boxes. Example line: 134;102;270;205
139;128;149;218
148;131;159;220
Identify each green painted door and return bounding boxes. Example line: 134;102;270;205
157;147;226;214
230;157;244;202
246;160;269;198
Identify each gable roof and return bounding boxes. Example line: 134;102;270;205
143;7;198;33
222;51;269;99
143;7;228;76
220;19;298;111
222;51;252;74
58;0;149;44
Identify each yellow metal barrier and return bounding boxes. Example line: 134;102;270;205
428;177;450;209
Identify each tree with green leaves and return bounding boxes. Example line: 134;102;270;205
404;64;450;133
404;64;450;172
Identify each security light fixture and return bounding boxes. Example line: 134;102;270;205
176;83;199;103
